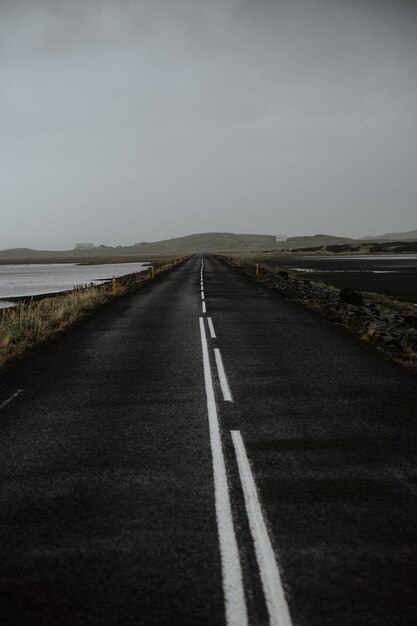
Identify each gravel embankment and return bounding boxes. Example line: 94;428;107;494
217;256;417;370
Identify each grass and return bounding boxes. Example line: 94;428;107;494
0;287;109;367
0;256;188;368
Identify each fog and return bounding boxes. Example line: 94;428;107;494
1;0;416;249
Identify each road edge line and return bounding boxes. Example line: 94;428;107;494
0;389;24;411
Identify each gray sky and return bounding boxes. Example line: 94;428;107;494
1;0;416;249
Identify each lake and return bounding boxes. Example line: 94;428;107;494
0;262;149;308
255;254;417;304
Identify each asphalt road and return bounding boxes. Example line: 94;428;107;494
1;255;417;625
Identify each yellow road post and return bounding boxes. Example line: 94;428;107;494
112;277;117;296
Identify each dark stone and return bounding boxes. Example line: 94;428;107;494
404;315;417;329
339;287;365;307
278;271;288;279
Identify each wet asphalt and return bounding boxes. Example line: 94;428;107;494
1;254;417;625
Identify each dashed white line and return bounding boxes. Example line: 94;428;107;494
202;301;207;314
199;319;248;626
201;291;205;300
214;348;233;402
0;389;23;411
231;430;293;626
207;317;217;339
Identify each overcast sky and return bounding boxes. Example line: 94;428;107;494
1;0;416;249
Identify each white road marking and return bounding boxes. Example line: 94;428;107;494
201;291;205;300
214;349;233;402
231;430;293;626
202;301;207;313
199;319;248;626
208;317;217;339
0;389;23;411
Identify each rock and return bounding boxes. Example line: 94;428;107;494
231;257;417;368
404;315;417;329
339;287;365;307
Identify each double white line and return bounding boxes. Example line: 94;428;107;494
199;314;292;626
232;430;292;626
199;317;248;625
201;259;206;314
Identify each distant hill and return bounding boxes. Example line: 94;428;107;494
127;232;279;254
0;232;283;260
277;234;355;250
0;230;416;262
363;228;417;241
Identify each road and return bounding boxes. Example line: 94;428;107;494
0;254;417;625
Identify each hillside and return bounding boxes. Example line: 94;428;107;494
0;233;279;262
1;230;416;262
128;232;279;254
0;232;281;261
363;228;417;241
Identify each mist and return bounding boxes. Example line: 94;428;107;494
1;0;416;249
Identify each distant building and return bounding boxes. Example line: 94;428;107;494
275;234;287;242
74;243;96;250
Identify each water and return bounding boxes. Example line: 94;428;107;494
258;254;417;304
274;254;417;272
0;262;149;307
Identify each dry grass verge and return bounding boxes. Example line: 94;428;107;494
0;288;109;367
0;256;188;368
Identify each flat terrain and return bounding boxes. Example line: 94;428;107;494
1;256;417;625
255;255;417;303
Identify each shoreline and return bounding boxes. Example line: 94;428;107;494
217;255;417;372
0;256;189;368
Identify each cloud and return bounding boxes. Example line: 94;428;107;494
0;0;416;248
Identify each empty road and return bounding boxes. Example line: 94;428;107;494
1;255;417;625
